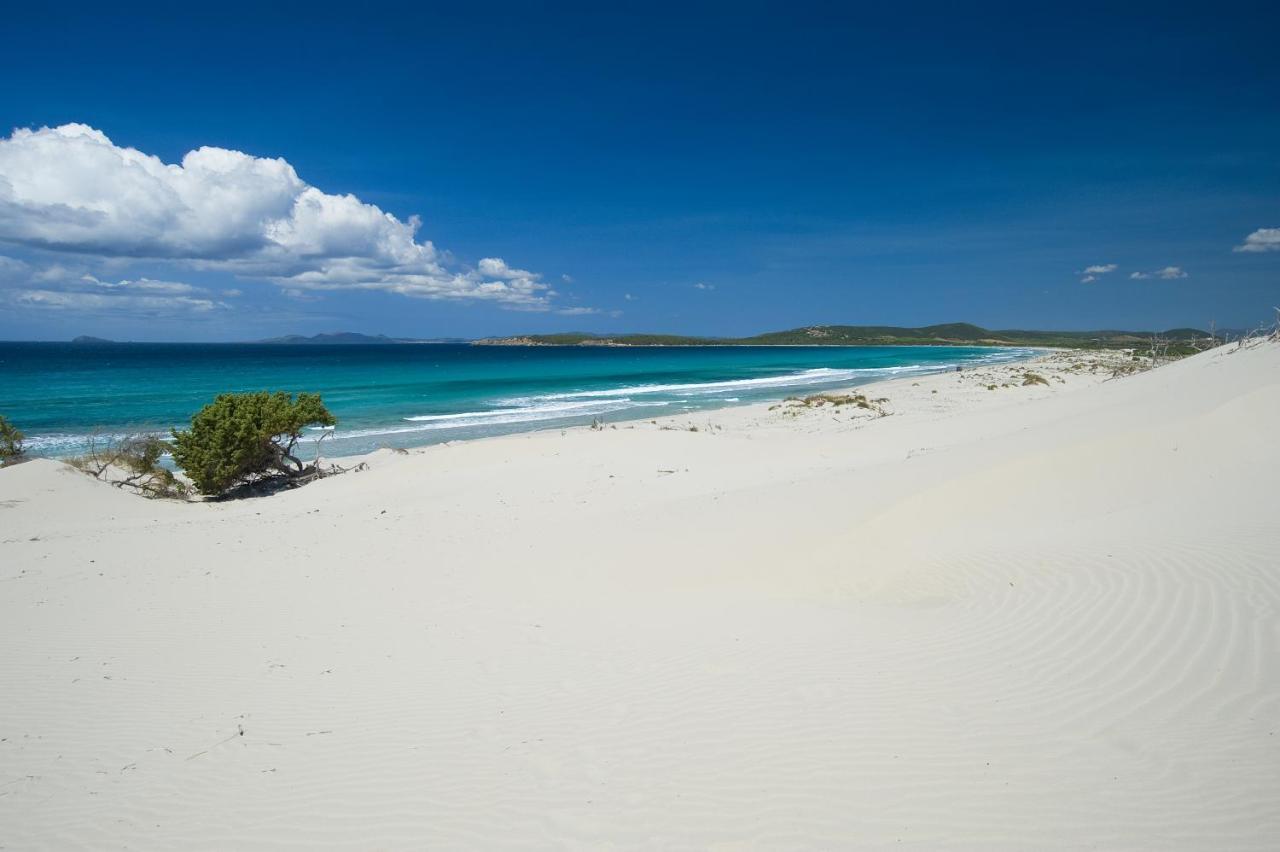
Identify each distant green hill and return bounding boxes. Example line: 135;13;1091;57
473;324;1209;349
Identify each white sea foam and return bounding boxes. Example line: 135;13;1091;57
971;347;1041;363
504;364;969;406
300;398;671;444
482;352;1042;422
403;399;619;422
19;430;169;453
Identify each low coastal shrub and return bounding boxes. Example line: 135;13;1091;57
0;415;24;464
171;391;336;496
784;393;890;417
69;434;187;499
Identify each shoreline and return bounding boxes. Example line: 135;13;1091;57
301;345;1051;461
326;346;1112;470
13;344;1046;460
305;345;1061;468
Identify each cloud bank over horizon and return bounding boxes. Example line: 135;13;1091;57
0;123;570;313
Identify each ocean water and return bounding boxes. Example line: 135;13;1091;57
0;342;1037;458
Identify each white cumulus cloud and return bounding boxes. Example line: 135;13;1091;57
0;123;568;311
1234;228;1280;253
1078;263;1117;283
1130;266;1188;280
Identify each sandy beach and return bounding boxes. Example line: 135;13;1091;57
2;340;1277;849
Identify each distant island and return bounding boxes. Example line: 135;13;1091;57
71;335;116;344
473;322;1211;349
254;332;467;345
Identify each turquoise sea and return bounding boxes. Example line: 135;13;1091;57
0;342;1036;458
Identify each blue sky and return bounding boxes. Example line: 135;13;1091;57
1;2;1277;341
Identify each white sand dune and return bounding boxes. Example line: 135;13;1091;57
2;342;1277;849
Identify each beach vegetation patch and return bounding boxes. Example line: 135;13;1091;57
69;434;187;499
171;392;337;496
783;393;890;417
0;415;24;464
1021;372;1050;386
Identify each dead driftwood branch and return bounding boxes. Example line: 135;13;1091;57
67;433;188;499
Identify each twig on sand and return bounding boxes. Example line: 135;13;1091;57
185;723;245;761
